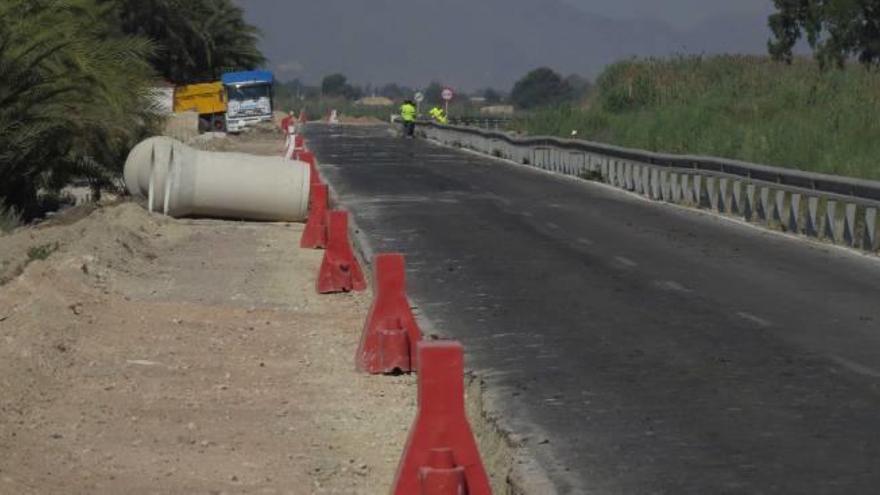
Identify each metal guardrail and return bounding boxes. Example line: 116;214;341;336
447;117;512;130
418;122;880;254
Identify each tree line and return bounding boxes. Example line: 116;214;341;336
274;70;592;113
1;0;263;223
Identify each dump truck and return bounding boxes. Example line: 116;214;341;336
172;82;227;132
222;70;275;133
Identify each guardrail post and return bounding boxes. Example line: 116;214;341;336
706;177;719;211
680;175;693;205
787;193;803;233
843;203;858;247
718;178;732;213
633;164;643;194
865;207;879;252
624;162;634;191
772;190;787;228
669;173;681;203
824;200;839;241
642;165;652;198
650;168;661;200
730;180;744;216
660;171;672;201
744;184;757;221
806;196;821;237
757;187;771;223
588;153;599;174
696;175;711;209
630;163;640;192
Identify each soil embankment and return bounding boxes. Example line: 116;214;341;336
0;134;416;494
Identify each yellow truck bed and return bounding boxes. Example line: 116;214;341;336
173;82;227;115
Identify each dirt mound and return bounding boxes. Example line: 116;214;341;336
0;202;183;287
0;202;416;494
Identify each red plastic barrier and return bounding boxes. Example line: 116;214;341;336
356;253;423;374
300;183;329;249
391;341;492;495
316;210;367;294
280;115;294;134
295;150;322;186
420;449;466;495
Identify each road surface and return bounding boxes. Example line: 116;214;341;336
306;124;880;494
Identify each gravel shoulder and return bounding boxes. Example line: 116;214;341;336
0;135;416;494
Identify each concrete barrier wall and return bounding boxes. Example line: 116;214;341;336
419;123;880;255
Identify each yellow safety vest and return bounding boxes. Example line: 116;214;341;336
400;104;417;122
430;107;447;124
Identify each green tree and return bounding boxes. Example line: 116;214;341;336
510;68;572;109
321;73;348;96
482;88;503;104
0;0;159;218
108;0;264;83
321;73;362;99
769;0;880;68
423;82;445;106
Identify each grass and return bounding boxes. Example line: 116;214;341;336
513;55;880;181
27;243;59;262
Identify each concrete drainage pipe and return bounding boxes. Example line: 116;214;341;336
124;136;311;222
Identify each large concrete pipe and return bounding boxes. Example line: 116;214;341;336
124;136;310;221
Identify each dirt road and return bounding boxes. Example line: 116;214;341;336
0;135;416;494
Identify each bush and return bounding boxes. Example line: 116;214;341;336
511;68;573;110
0;0;159;219
514;55;880;180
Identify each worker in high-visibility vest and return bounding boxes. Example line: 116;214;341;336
429;106;448;125
400;99;417;138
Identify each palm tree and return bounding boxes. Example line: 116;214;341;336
0;0;157;217
109;0;265;83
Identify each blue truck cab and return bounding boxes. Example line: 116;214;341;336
222;70;274;133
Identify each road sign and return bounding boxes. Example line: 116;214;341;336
441;88;454;101
414;92;424;103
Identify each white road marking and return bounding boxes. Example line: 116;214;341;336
614;256;638;268
830;355;880;379
546;222;560;229
736;311;772;328
655;280;691;293
577;238;594;246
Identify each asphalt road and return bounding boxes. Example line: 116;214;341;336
305;124;880;494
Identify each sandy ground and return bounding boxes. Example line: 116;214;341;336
0;135;417;494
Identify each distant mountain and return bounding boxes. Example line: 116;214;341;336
239;0;774;89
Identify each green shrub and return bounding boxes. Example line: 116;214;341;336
514;55;880;180
27;243;59;262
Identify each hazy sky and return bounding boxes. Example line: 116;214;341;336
239;0;782;88
561;0;775;29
